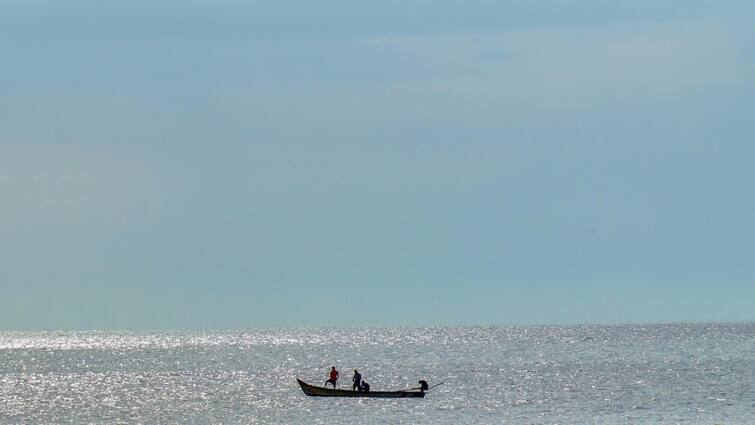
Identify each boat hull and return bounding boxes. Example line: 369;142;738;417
297;379;425;398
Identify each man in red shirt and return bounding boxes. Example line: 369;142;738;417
324;366;339;389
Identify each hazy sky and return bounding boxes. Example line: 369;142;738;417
2;1;754;329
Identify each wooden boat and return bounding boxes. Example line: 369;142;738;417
296;378;425;398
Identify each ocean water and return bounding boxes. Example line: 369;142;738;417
1;323;753;424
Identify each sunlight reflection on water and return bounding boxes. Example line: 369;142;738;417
1;323;753;424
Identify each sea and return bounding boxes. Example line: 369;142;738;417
1;323;753;424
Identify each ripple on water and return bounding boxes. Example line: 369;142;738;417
0;323;753;424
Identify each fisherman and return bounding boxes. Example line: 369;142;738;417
418;380;429;392
324;366;339;389
352;369;362;391
360;381;370;392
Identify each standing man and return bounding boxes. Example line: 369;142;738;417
324;366;339;389
352;369;362;391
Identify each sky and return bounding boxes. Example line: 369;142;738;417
1;1;754;329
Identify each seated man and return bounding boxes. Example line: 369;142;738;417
418;380;429;392
360;381;370;392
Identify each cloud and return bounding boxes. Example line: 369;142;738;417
359;23;747;125
2;0;751;41
0;143;165;227
202;21;752;141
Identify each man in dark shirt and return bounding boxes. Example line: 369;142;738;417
352;369;362;391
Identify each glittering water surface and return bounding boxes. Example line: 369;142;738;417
1;324;753;424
